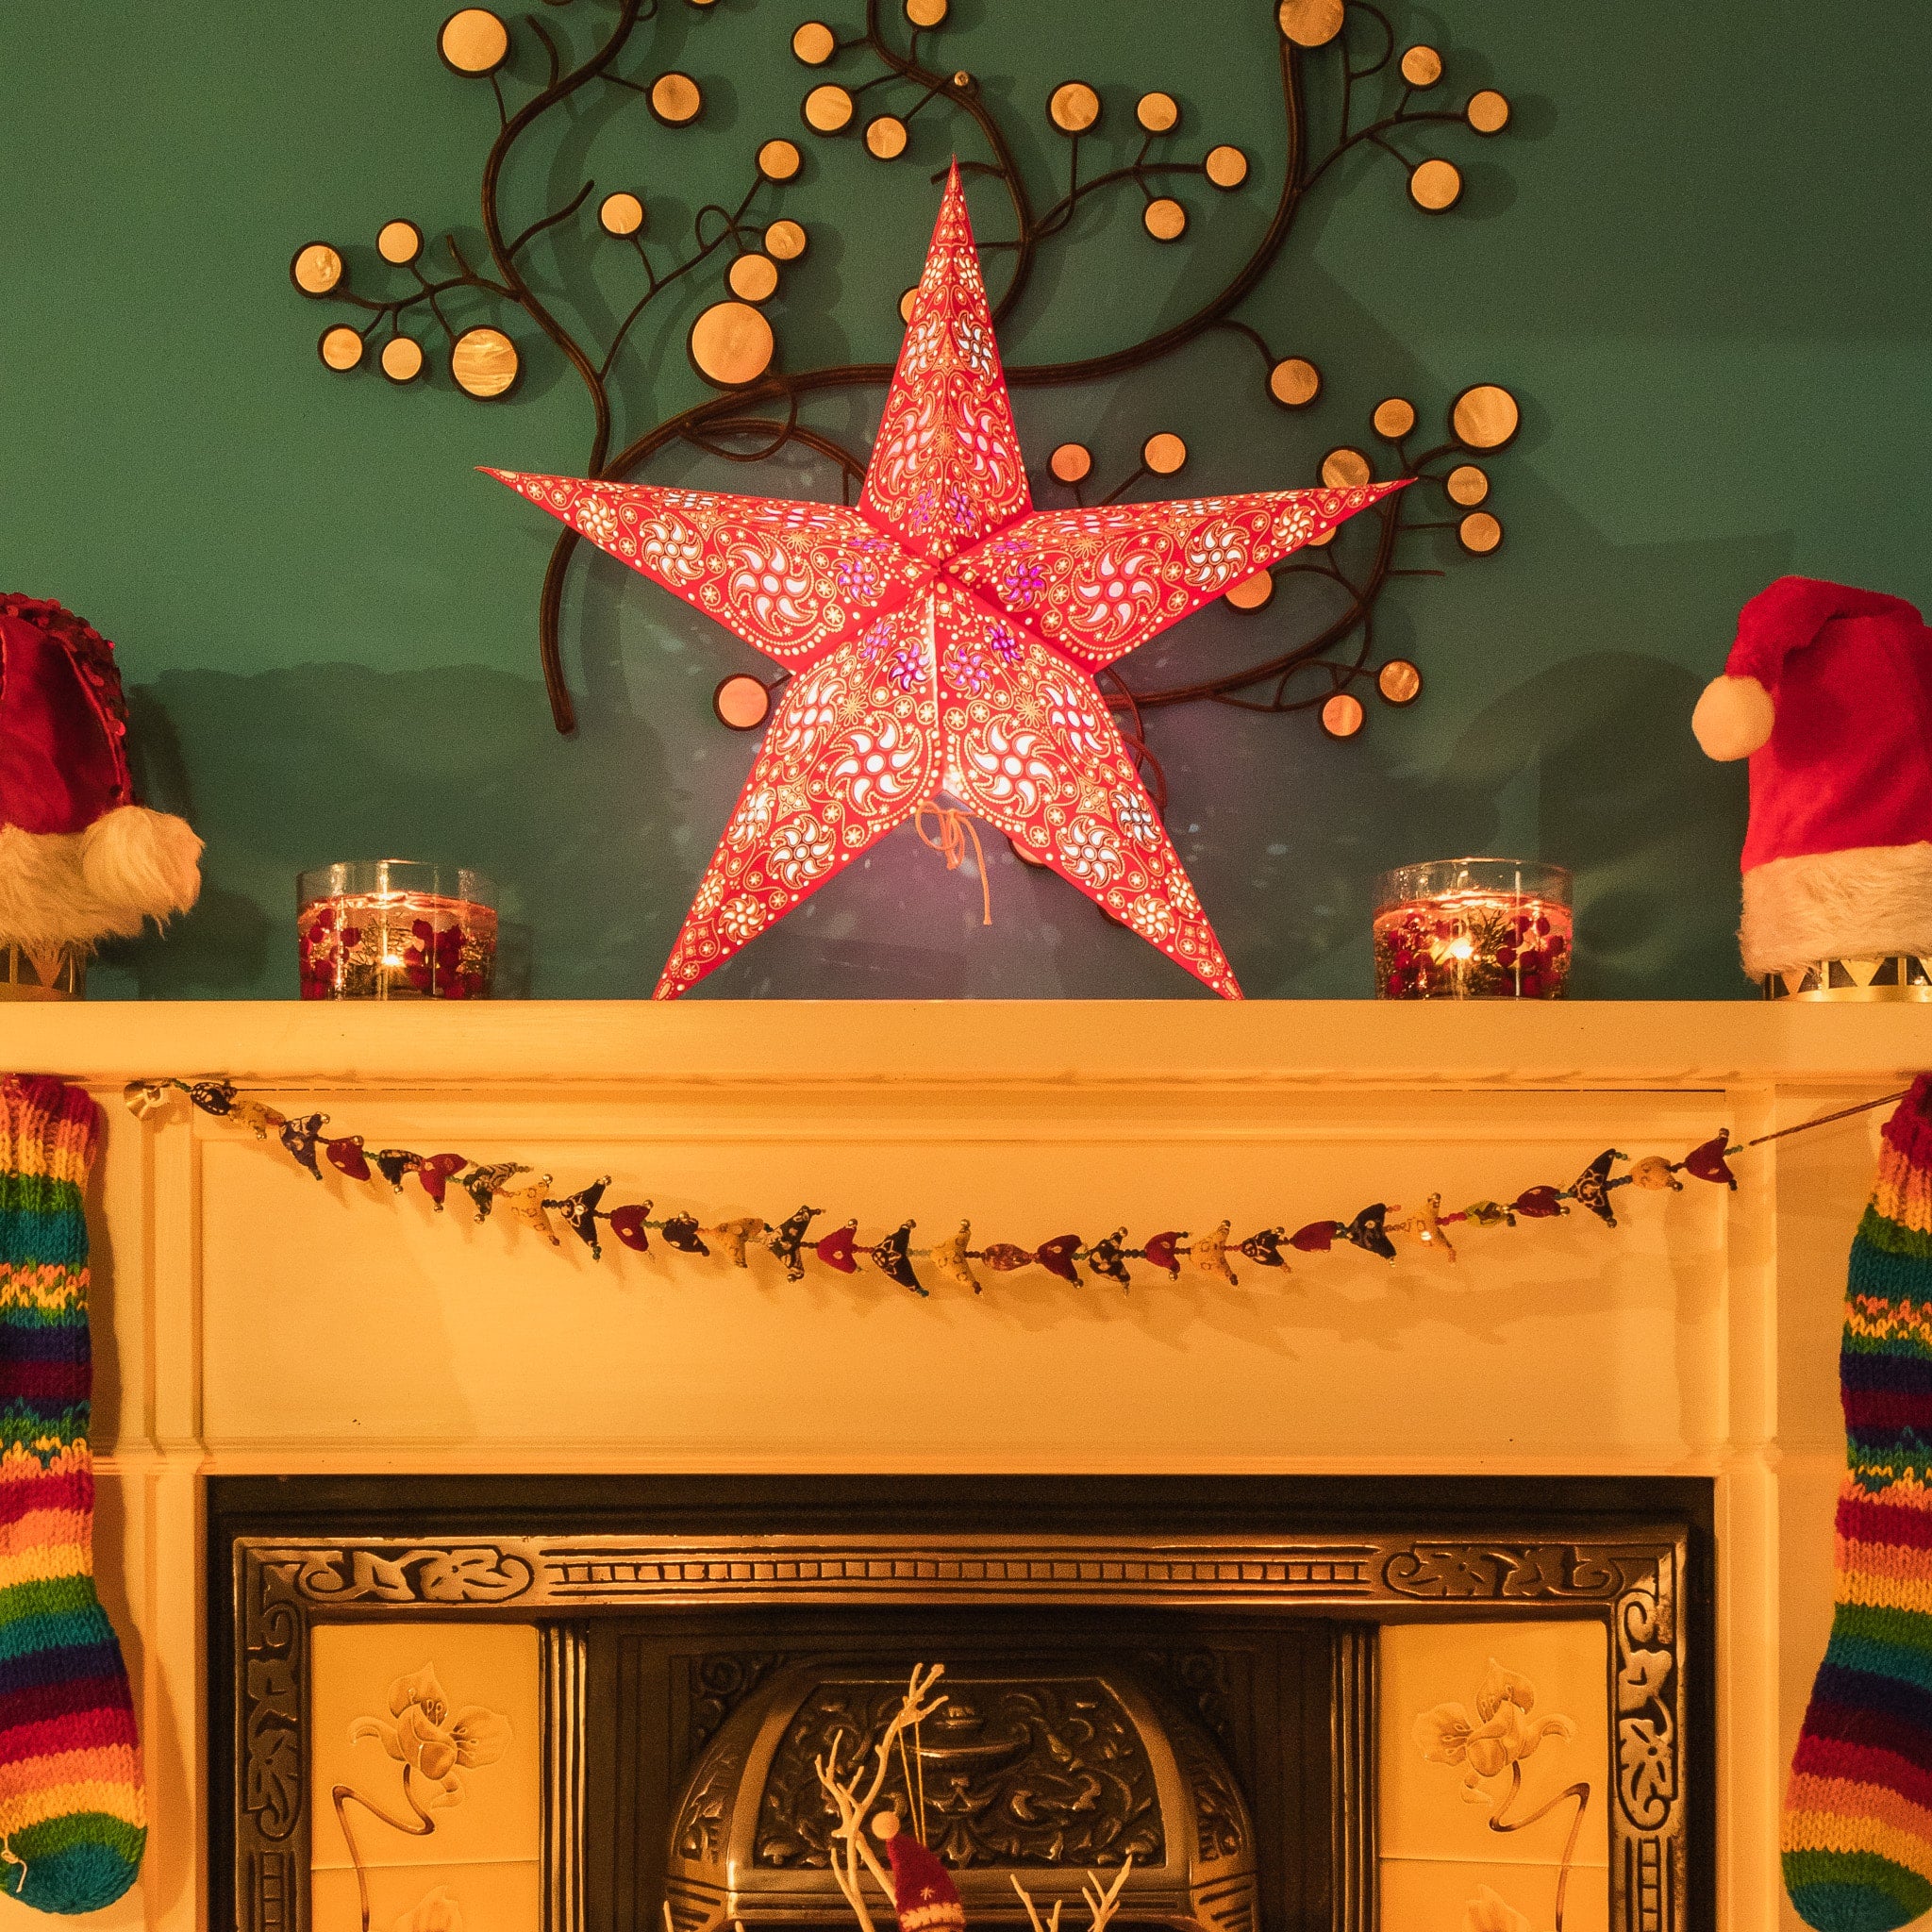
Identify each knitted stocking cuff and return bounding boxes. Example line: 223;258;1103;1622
0;1074;145;1913
1879;1074;1932;1201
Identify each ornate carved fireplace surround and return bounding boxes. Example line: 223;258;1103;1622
211;1475;1711;1932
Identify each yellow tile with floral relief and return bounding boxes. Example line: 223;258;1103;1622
1378;1855;1608;1932
311;1857;541;1932
1378;1620;1609;1870
310;1623;541;1874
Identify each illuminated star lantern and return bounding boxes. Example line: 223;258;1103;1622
491;163;1399;998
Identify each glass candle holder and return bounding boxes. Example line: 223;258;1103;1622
296;860;496;1000
1373;858;1572;1000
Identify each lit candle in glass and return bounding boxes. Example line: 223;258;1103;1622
296;860;496;1000
1373;858;1572;999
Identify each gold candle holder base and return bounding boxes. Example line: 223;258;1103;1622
1763;955;1932;1002
0;942;87;1002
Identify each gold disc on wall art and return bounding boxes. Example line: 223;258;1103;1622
1458;510;1503;554
1049;82;1101;133
1445;462;1489;505
1372;397;1416;441
380;335;425;384
1204;144;1248;189
377;219;424;266
1224;569;1274;612
1451;382;1519;449
1277;0;1343;48
1136;91;1179;133
1467;89;1511;134
1320;691;1365;738
899;287;918;323
1322;446;1372;488
1268;357;1321;408
865;114;909;158
764;218;808;261
290;242;343;297
439;8;509;75
451;325;520;398
599;191;645;237
714;674;772;729
1408;158;1462;210
318;325;363;371
690;301;774;387
1377;658;1423;705
758;140;803;182
650;73;703;125
1049;442;1092;484
1143;198;1187;242
906;0;948;25
1399;44;1443;87
791;21;836;64
804;84;855;133
1142;432;1187;475
728;252;779;303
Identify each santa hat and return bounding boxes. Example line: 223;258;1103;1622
0;596;201;954
1691;575;1932;978
872;1813;965;1932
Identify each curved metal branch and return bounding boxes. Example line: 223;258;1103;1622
480;0;649;728
525;6;1492;739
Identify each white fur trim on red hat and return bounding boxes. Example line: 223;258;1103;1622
1740;840;1932;976
0;807;201;949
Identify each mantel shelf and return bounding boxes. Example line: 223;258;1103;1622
4;996;1926;1091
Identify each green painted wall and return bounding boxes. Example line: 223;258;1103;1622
2;1;1924;1000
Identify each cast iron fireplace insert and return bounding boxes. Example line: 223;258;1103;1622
208;1474;1714;1932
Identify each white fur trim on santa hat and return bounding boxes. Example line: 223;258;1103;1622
1691;675;1775;762
0;808;201;950
1740;840;1932;977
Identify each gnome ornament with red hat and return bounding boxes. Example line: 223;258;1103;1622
871;1812;967;1932
0;596;201;997
1692;575;1932;996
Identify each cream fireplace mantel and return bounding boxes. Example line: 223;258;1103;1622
3;997;1925;1931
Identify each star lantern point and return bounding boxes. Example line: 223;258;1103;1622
491;161;1401;998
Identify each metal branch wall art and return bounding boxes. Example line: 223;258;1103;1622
288;0;1522;764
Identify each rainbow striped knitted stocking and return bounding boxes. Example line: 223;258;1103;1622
1786;1076;1932;1930
0;1076;144;1911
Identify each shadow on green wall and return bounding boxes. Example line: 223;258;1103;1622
94;637;1749;1001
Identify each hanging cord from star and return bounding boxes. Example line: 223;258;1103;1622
119;1079;1917;1298
914;805;993;926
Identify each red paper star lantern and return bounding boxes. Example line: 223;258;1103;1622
491;164;1398;998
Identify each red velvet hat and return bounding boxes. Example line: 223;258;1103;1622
874;1814;965;1932
0;596;200;951
1691;575;1932;976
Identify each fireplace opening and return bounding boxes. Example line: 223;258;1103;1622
209;1475;1714;1932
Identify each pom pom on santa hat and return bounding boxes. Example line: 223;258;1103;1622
871;1811;966;1932
1692;575;1932;976
0;597;200;951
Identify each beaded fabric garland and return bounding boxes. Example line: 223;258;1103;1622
125;1074;1913;1301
